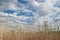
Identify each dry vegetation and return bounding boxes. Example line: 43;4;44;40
0;22;60;40
3;29;60;40
0;27;60;40
0;27;4;40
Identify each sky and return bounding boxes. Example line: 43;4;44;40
0;0;60;31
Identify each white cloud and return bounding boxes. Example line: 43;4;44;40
7;3;17;10
0;0;60;31
0;0;18;11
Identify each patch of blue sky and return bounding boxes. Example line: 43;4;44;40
53;1;60;8
17;10;33;17
26;6;36;12
4;10;15;14
23;18;34;24
18;0;29;5
36;0;45;3
17;0;36;12
49;12;60;19
17;3;23;7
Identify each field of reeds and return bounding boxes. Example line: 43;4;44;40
2;29;60;40
0;22;60;40
0;27;4;40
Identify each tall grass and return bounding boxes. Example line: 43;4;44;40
0;22;60;40
3;29;60;40
0;27;4;40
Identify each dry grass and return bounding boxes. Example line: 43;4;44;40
3;30;60;40
0;26;60;40
0;27;4;40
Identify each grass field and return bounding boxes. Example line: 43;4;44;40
0;27;4;40
0;26;60;40
3;30;60;40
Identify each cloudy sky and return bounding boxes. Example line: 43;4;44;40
0;0;60;28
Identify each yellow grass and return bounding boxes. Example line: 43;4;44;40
0;27;60;40
0;27;4;40
3;30;60;40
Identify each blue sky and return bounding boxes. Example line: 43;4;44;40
0;0;60;25
54;0;60;8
